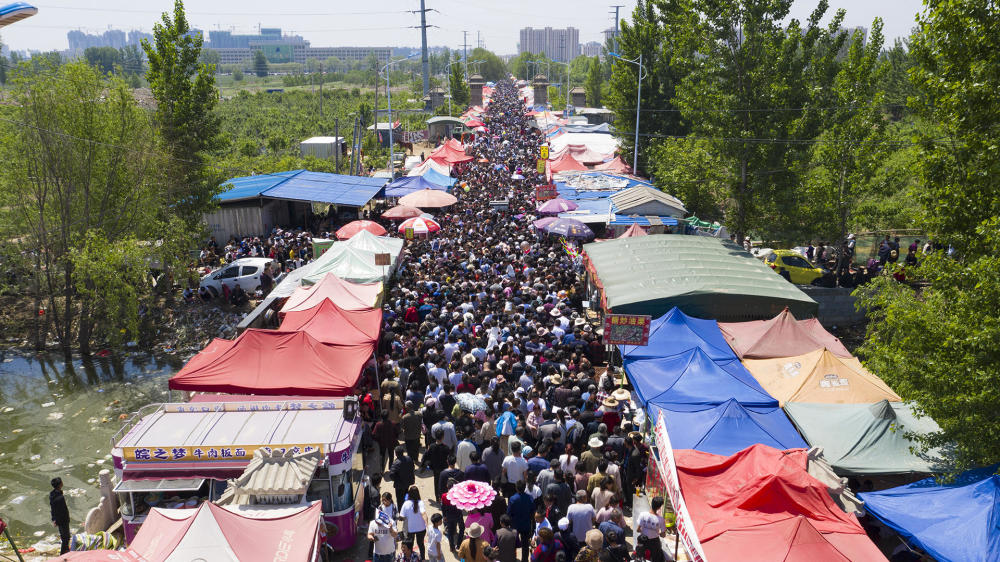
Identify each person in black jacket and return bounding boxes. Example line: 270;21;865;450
388;445;415;510
421;428;451;498
49;477;71;554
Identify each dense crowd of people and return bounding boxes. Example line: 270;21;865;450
357;82;665;562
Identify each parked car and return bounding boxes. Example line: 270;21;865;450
199;257;273;297
765;250;830;285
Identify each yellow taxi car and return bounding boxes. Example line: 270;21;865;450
764;250;829;285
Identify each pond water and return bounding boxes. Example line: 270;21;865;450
0;350;183;549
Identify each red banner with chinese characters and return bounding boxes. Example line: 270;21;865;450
602;314;652;346
535;183;557;201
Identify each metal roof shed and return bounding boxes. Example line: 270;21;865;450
262;171;385;207
583;234;818;321
610;185;686;217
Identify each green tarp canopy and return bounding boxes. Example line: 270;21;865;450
343;231;404;269
583;235;817;321
784;400;945;476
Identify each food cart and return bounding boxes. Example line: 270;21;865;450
110;397;362;551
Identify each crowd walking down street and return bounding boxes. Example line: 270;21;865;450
354;81;659;562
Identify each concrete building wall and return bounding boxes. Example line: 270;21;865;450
518;27;580;62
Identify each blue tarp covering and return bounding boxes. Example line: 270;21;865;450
860;468;1000;562
648;399;807;456
218;170;302;202
384;175;448;198
624;348;778;408
419;168;457;188
619;307;737;361
608;214;679;226
217;170;386;207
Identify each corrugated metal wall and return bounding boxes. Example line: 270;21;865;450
203;204;264;241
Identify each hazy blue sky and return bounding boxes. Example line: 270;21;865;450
1;0;923;54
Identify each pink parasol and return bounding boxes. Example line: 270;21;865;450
397;216;441;235
399;188;458;208
382;204;424;220
445;480;497;511
335;220;387;240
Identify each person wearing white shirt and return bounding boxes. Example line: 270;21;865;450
448;370;464;388
431;419;458;450
502;441;529;485
636;496;667;539
443;342;460;363
399;485;428;560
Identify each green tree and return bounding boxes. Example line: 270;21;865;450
0;62;172;355
909;0;1000;255
232;68;243;81
585;56;602;107
449;56;469;107
198;47;220;69
84;46;122;75
855;224;1000;473
469;47;507;82
881;37;916;120
252;49;268;78
606;0;691;177
141;0;223;228
800;20;887;275
647;138;732;220
672;0;846;241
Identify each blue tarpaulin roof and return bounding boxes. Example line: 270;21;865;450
620;307;737;361
218;170;302;202
648;399;807;456
384;175;448;198
625;348;778;408
608;214;679;226
419;167;457;188
217;170;386;207
859;467;1000;562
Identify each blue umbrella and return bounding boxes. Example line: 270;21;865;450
543;217;594;239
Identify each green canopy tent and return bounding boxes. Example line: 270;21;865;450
300;242;394;285
583;235;817;321
783;400;945;476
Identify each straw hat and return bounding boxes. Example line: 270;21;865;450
588;437;604;449
468;523;484;538
574;317;586;327
612;388;631;402
603;396;619;408
585;529;604;551
550;373;563;385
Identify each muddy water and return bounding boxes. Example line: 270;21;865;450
0;350;182;551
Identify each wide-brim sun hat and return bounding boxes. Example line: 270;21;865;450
612;388;630;402
588;437;603;448
603;396;619;408
468;523;484;538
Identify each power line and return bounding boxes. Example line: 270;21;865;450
35;4;408;16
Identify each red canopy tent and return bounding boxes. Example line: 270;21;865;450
428;142;473;165
278;299;381;346
549;144;614;165
704;516;851;562
279;273;381;314
674;444;885;561
444;138;466;152
718;307;852;359
168;329;371;396
594;156;632;173
617;223;648;238
55;502;323;562
546;153;588;181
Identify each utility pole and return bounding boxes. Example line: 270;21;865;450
334;117;340;172
411;0;433;110
462;30;470;81
610;5;624;53
318;61;323;120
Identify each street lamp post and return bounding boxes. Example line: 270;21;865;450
381;53;419;179
552;60;571;112
609;51;646;174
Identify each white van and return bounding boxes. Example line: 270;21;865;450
199;257;273;296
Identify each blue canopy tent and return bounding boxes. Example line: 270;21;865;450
419;167;457;189
859;467;1000;562
384;175;448;198
619;307;737;362
647;399;807;457
624;347;777;408
0;2;36;27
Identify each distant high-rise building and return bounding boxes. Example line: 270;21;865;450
582;41;602;58
66;29;152;54
518;27;580;62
